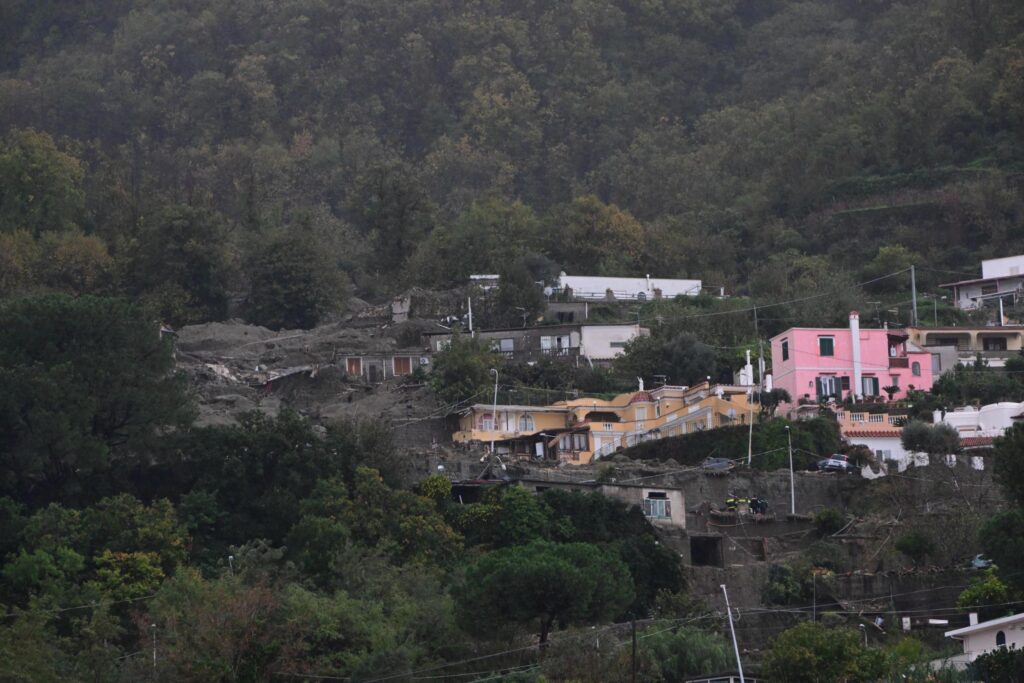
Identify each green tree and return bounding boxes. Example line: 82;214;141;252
993;423;1024;506
0;129;84;235
958;567;1014;622
0;295;194;503
350;162;435;280
491;258;545;328
456;540;634;644
971;645;1024;682
763;622;886;683
130;205;235;325
640;626;732;682
754;389;792;419
37;231;114;295
245;229;349;330
615;332;717;386
895;531;937;568
429;330;502;405
547;196;644;276
980;509;1024;590
901;421;961;456
409;198;540;286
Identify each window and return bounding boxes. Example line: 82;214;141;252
499;338;514;353
635;407;647;421
519;414;534;432
781;338;789;361
890;375;899;388
609;341;628;349
816;376;839;399
862;376;879;397
983;337;1008;351
480;413;495;430
560;433;588;451
643;492;670;519
981;284;998;295
655;402;661;418
911;361;921;376
841;376;851;391
819;336;835;357
997;631;1007;648
931;353;942;373
540;336;553;351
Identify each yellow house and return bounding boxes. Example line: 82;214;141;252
453;382;757;464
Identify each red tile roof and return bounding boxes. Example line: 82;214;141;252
629;390;654;404
845;430;901;438
962;436;995;448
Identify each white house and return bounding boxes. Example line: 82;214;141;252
939;402;1024;440
558;272;705;301
942;254;1024;315
945;612;1024;664
579;323;649;361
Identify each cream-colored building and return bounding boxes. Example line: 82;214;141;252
453;382;756;464
946;612;1024;666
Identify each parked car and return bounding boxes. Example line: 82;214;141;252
969;554;993;569
701;457;735;473
815;454;858;473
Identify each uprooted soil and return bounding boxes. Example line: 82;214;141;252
173;319;446;430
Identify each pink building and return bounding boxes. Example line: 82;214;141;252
769;312;934;407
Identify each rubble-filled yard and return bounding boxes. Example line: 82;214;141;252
173;320;448;440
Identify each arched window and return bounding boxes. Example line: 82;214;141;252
519;414;535;432
997;631;1007;648
911;361;921;377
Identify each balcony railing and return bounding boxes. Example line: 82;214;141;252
888;357;909;368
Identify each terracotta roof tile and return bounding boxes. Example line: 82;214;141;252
845;430;901;438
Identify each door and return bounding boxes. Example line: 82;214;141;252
367;363;382;383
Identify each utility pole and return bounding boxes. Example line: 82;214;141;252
911;265;918;326
786;425;795;516
467;297;474;335
489;368;499;454
748;306;760;467
721;584;745;683
812;573;817;622
151;623;157;682
631;618;638;683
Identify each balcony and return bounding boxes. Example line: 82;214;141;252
888;356;909;369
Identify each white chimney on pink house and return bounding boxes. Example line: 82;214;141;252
850;311;862;402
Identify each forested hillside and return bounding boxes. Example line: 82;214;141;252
2;0;1024;327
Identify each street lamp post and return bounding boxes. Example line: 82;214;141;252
490;368;499;454
785;425;795;516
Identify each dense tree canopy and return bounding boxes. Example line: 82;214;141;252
0;294;194;504
0;0;1021;319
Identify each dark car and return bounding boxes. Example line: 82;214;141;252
701;457;735;473
815;454;858;473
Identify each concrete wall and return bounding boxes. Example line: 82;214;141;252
982;255;1024;279
579;324;648;361
597;484;686;529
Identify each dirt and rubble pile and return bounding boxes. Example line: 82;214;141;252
173;319;447;432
